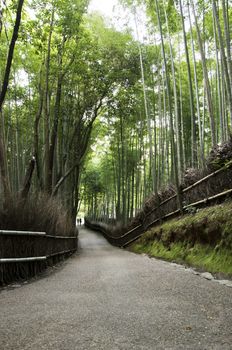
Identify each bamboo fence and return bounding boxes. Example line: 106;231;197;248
0;231;77;285
86;162;232;247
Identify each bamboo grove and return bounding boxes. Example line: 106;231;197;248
0;0;231;226
82;0;232;223
0;0;139;222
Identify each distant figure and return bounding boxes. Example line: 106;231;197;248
80;218;82;226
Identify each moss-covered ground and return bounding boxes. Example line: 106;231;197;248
130;201;232;277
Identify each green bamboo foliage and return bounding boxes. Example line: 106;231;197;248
82;0;232;221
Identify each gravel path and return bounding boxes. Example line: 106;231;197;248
0;228;231;350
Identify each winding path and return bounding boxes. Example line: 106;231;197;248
0;228;231;349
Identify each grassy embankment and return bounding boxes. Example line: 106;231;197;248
130;201;232;277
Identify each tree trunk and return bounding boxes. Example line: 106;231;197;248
134;10;153;187
212;0;232;126
0;0;24;204
20;157;36;199
155;0;183;213
34;68;44;190
222;0;232;94
163;0;183;178
190;0;216;146
44;8;55;193
188;1;204;166
179;0;197;167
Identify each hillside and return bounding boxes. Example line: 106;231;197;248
130;201;232;277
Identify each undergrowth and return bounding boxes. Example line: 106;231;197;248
131;201;232;277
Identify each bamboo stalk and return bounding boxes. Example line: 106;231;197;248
119;225;142;238
0;257;46;263
0;247;77;263
182;161;232;193
184;188;232;208
0;230;46;236
46;235;77;239
145;193;177;217
122;233;144;248
47;248;77;258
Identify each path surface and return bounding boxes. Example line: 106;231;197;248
0;228;231;350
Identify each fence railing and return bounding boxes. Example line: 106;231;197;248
85;161;232;247
0;230;77;285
